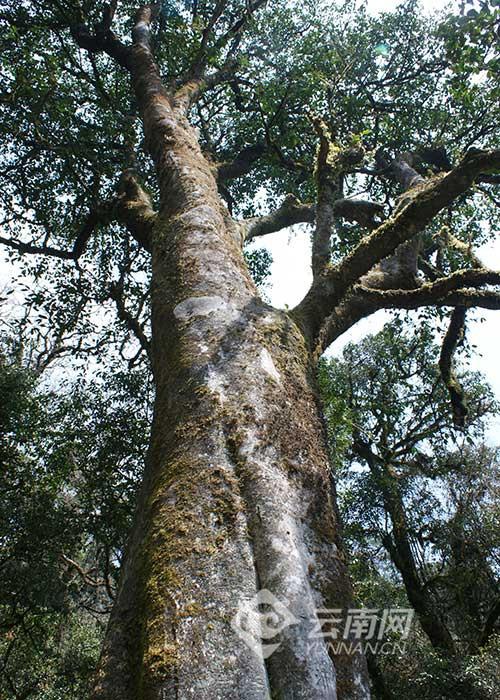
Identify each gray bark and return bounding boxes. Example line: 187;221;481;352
90;79;369;700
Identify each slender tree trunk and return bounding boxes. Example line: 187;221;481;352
91;102;370;698
377;468;455;654
353;440;454;655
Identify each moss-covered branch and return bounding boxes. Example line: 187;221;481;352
439;306;468;428
293;147;500;343
242;195;383;242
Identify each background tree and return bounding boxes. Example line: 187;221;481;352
1;1;500;698
0;323;150;698
319;320;500;698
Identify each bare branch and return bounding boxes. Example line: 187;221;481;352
176;1;269;112
354;283;500;312
241;195;384;243
243;195;314;241
359;268;500;303
109;282;151;362
189;0;227;76
216;142;267;182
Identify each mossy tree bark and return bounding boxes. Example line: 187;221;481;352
84;8;368;700
95;204;369;698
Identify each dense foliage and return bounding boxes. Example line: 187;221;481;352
320;321;500;698
0;334;149;697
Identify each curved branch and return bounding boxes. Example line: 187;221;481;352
0;203;115;261
319;274;500;356
216;142;267;182
358;268;500;304
109;282;151;361
175;59;239;113
242;196;383;242
354;284;500;312
243;195;314;241
439;226;484;268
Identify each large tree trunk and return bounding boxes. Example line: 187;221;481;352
90;99;369;698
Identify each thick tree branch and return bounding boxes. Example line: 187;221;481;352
319;269;500;356
71;2;131;69
310;117;365;276
115;170;157;252
293;148;500;342
132;3;160;49
312;118;341;276
176;1;269;112
72;3;163;69
354;283;500;312
478;173;500;185
439;306;468;428
376;149;425;189
241;195;384;242
242;195;314;241
174;58;239;113
358;268;500;304
216;142;267;182
333;198;385;229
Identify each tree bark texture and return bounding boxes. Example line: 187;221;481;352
91;73;369;699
